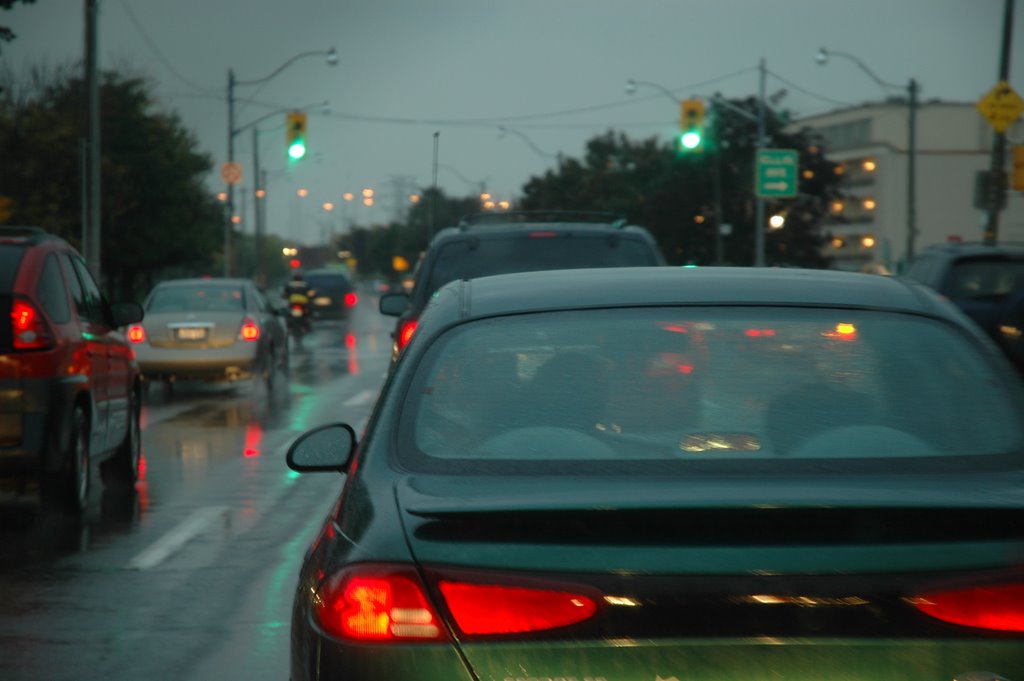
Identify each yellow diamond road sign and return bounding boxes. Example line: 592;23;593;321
977;80;1024;134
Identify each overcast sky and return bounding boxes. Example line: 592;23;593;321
4;0;1022;245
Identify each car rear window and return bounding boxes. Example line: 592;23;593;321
422;234;659;300
399;307;1024;473
305;272;352;292
0;245;24;293
946;258;1024;298
147;285;246;312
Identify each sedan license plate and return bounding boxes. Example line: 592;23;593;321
175;327;207;341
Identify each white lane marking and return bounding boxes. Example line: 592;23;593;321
342;389;376;408
126;506;230;570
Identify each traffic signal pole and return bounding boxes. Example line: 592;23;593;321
984;0;1016;245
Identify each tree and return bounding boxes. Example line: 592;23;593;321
0;0;36;56
518;98;843;268
0;64;223;300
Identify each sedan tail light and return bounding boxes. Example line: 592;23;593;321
438;581;597;635
910;582;1024;632
344;292;358;307
315;565;447;642
11;298;54;350
315;564;601;643
239;316;260;341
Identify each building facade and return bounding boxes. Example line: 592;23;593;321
795;100;1024;272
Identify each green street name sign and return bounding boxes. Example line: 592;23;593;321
755;148;799;198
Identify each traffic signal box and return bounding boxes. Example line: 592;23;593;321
679;99;705;153
286;112;308;161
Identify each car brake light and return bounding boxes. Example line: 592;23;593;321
344;292;358;307
744;328;776;338
397;319;418;350
439;581;597;635
127;324;146;343
11;299;54;350
239;317;260;341
909;582;1024;631
315;565;446;642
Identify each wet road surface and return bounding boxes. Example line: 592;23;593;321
0;302;393;680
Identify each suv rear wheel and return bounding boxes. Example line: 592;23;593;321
41;404;90;515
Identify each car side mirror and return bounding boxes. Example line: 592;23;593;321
286;423;356;473
379;292;410;317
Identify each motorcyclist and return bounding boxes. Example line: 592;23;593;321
283;272;313;345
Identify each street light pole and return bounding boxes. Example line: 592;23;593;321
225;48;337;278
816;47;918;266
754;58;767;267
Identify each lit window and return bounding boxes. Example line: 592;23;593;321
862;236;876;248
831;200;845;214
834;163;846;176
862;159;877;172
831;237;845;249
802;169;815;179
694;215;705;224
863;198;877;211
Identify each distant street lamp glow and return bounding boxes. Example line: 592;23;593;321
217;192;228;202
409;194;421;204
769;214;785;229
323;202;335;212
297;188;309;197
342;192;354;201
255;189;266;198
231;215;241;225
362;188;374;198
363;197;374;207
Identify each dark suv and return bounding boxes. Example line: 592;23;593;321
0;227;144;514
904;242;1024;369
379;211;665;358
302;268;357;323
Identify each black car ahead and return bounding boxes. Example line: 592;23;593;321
287;266;1024;681
379;211;665;358
302;268;357;324
905;241;1024;368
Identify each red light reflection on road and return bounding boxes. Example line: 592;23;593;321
244;421;263;457
136;453;150;516
346;333;359;375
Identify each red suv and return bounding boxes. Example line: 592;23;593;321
0;227;144;515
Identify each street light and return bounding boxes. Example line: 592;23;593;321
497;126;558;159
225;48;337;276
815;47;917;266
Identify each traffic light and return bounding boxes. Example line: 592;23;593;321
286;112;308;161
678;99;705;153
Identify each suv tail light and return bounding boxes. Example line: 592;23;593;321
396;318;418;351
127;324;146;343
910;582;1024;632
344;292;358;307
11;298;54;350
315;565;447;642
239;316;260;341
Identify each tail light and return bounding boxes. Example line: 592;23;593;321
315;565;446;642
127;324;146;343
396;318;418;351
344;292;358;307
11;298;54;350
438;581;597;635
314;564;601;642
239;316;260;341
910;582;1024;632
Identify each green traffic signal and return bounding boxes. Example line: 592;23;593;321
288;140;307;160
680;130;702;150
286;111;308;161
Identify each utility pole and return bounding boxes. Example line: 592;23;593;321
84;0;102;281
225;69;236;277
754;58;767;267
252;126;264;287
984;0;1016;245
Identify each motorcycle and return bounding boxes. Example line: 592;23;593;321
286;291;313;350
